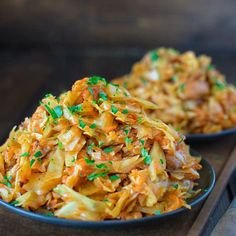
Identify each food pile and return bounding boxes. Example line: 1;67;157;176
0;77;201;220
114;48;236;134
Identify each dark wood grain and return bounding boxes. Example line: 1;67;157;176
188;142;236;236
0;0;236;51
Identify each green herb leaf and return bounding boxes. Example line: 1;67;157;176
90;123;97;129
88;87;94;95
125;137;132;145
179;83;186;92
122;109;129;114
79;120;86;129
171;76;178;82
87;171;108;181
172;183;179;189
141;147;152;165
214;80;226;90
103;147;114;153
96;163;108;169
20;152;30;157
109;175;120;181
44;212;54;217
99;91;108;101
98;141;104;148
150;51;159;61
30;159;36;168
54;106;63;118
43;104;58;119
208;65;215;71
34;151;43;158
10;200;19;206
87;143;95;153
84;157;95;165
124;128;129;135
44;93;53;98
138;117;143;124
68;104;83;114
123;81;128;88
160;159;164;165
154;210;162;215
87;76;106;85
139;139;145;146
58;141;63;150
111;105;118;114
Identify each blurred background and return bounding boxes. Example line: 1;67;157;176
0;0;236;137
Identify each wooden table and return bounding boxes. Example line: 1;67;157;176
0;50;236;236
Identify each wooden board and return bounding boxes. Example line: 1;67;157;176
0;51;235;235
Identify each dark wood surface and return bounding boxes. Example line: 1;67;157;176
0;50;235;236
1;0;236;51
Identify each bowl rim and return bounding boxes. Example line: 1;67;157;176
185;127;236;141
0;154;215;228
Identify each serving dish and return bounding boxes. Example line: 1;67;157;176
186;127;236;143
0;153;215;228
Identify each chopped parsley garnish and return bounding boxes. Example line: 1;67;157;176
172;183;179;189
103;198;110;202
84;157;95;165
10;200;19;206
2;175;12;188
154;210;162;215
138;117;143;124
103;147;114;153
34;151;43;158
79;120;86;129
54;106;63;118
68;104;83;114
123;91;129;97
98;141;104;148
71;157;76;163
214;80;225;90
88;87;94;95
139;139;145;146
99;91;108;101
150;51;159;61
124;128;129;135
141;148;152;165
87;171;108;181
44;93;53;98
208;65;215;71
160;159;164;165
96;163;108;169
123;81;128;88
171;76;178;82
87;143;95;153
30;159;36;167
43;104;58;119
122;109;129;114
42;103;63;119
44;212;54;217
58;141;63;150
179;83;186;92
109;175;120;181
141;77;147;85
90;123;97;129
111;105;118;114
125;137;132;145
87;76;106;85
20;152;30;157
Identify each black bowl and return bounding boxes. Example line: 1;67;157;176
185;127;236;143
0;153;215;228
